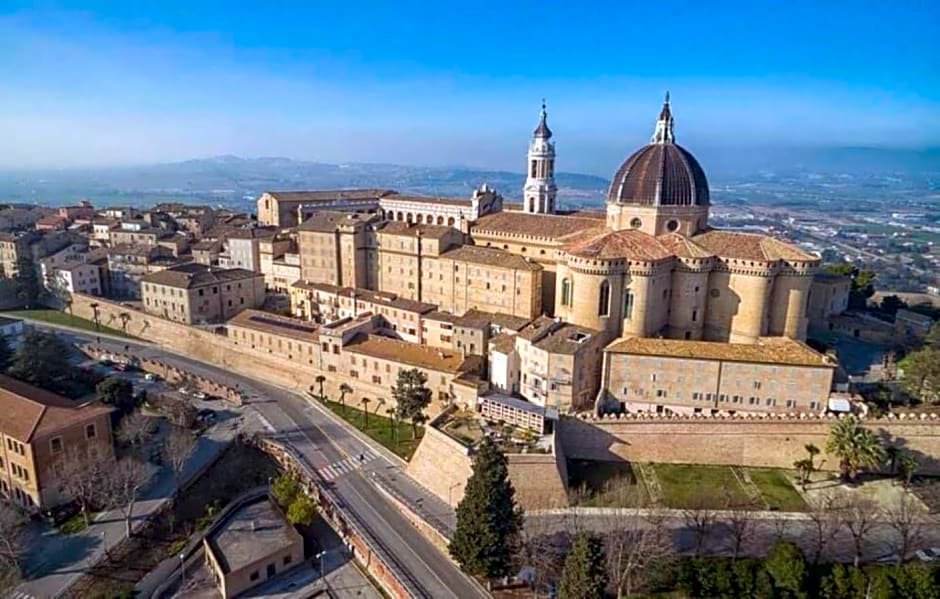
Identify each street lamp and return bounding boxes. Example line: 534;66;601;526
179;553;186;589
315;549;329;591
448;482;462;506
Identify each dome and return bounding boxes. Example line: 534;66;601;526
606;143;709;206
606;94;710;207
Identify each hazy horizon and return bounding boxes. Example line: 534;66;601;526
2;2;938;172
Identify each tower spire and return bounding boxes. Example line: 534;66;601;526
524;100;557;214
652;91;675;144
533;99;552;139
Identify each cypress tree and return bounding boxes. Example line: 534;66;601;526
449;436;523;584
558;533;608;599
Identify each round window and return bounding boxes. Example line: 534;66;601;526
666;219;679;232
629;217;642;229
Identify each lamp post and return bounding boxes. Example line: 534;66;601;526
179;552;186;589
315;549;329;591
448;482;462;507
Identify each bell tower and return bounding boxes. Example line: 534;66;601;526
523;100;558;214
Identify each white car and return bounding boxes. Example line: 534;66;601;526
144;373;159;382
915;547;940;562
193;392;208;400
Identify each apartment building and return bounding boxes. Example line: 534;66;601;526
44;261;102;296
600;336;836;415
141;263;265;324
0;375;114;511
107;244;179;299
220;226;278;272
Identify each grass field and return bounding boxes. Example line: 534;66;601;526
323;399;423;460
4;309;132;338
651;463;754;509
748;468;808;511
567;459;649;507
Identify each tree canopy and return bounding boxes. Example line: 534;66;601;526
899;344;940;405
558;533;609;599
97;377;137;416
392;368;432;421
826;416;885;480
821;263;875;310
449;436;523;582
13;256;44;309
7;330;80;396
0;333;12;373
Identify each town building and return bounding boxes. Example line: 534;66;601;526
895;309;933;343
220;226;279;272
204;495;303;599
107;244;179;299
600;336;836;415
141;263;265;324
0;375;114;511
258;189;394;228
807;272;852;332
478;392;557;434
43;260;103;296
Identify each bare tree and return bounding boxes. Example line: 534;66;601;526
885;494;928;565
682;503;716;557
518;514;566;598
0;502;25;592
769;511;790;541
725;505;754;561
163;426;196;495
840;498;881;568
116;409;153;451
103;457;151;538
806;496;842;564
607;507;674;597
59;448;109;527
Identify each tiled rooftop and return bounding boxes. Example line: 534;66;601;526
564;229;674;261
207;497;299;574
228;309;319;343
605;336;833;367
141;263;260;289
692;230;817;262
344;333;475;373
0;375;113;442
440;245;542;271
472;211;605;241
264;189;395;203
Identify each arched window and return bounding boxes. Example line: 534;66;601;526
623;290;634;320
561;278;571;306
437;216;444;225
598;281;610;316
447;217;455;226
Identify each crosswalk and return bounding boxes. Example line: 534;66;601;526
317;450;379;482
7;589;37;599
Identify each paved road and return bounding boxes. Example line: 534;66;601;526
44;326;485;599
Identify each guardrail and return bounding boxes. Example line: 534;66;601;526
254;435;433;599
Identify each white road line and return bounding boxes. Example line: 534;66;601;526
255;411;277;433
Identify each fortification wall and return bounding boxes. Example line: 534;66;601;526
560;412;940;474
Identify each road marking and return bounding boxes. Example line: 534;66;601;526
8;589;37;599
317;453;378;481
255;411;277;433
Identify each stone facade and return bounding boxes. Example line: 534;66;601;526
141;263;265;324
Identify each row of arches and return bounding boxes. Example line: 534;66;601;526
381;210;458;227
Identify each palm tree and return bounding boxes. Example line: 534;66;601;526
361;397;371;428
338;383;352;414
90;302;101;330
804;443;820;470
119;312;131;334
386;407;397;447
885;446;900;476
374;397;386;418
410;413;427;440
315;375;326;402
897;454;917;488
793;458;812;491
826;416;886;482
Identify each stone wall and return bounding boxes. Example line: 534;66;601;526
560;413;940;474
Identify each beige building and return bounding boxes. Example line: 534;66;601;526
0;375;114;511
807;272;851;332
600;336;836;415
204;495;304;599
258;189;393;228
141;263;265;324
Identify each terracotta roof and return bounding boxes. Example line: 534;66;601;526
344;334;476;373
376;221;457;239
605;336;833;367
142;263;260;289
564;229;674;261
472;211;604;241
226;226;279;239
192;240;223;252
440;245;542;271
227;309;319;343
533;323;600;355
607;143;710;206
293;281;436;314
489;332;516;354
298;211;375;232
0;375;113;442
455;309;532;331
692;230;817;262
422;310;459;324
656;233;714;259
264;189;395;203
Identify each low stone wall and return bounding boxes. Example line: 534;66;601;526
82;345;244;405
560;412;940;474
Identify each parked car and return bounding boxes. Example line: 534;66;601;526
193;391;208;400
144;373;160;382
915;547;940;562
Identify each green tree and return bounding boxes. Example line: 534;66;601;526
899;346;940;404
793;458;813;491
897;453;917;488
392;368;432;439
7;330;73;393
822;263;875;310
449;437;523;585
338;382;352;414
826;416;886;481
0;333;12;373
314;374;326;401
764;539;806;597
361;397;371;428
885;446;900;476
13;256;44;309
879;295;907;317
270;472;301;507
804;443;820;470
286;493;317;526
97;377;136;415
558;533;608;599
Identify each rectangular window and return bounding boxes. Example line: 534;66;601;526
85;424;97;439
50;437;63;454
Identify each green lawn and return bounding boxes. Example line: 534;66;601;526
747;468;808;512
56;512;90;535
322;400;423;460
4;309;132;338
652;463;755;509
567;459;649;507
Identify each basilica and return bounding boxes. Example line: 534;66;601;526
260;96;825;412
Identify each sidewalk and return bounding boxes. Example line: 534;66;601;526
16;420;238;599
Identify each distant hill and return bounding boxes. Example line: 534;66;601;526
0;147;935;213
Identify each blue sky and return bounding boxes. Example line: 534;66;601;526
1;1;938;173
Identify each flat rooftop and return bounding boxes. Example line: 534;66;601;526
207;497;299;574
605;336;834;368
228;309;319;343
344;333;473;373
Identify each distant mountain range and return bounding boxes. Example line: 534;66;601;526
0;147;936;213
